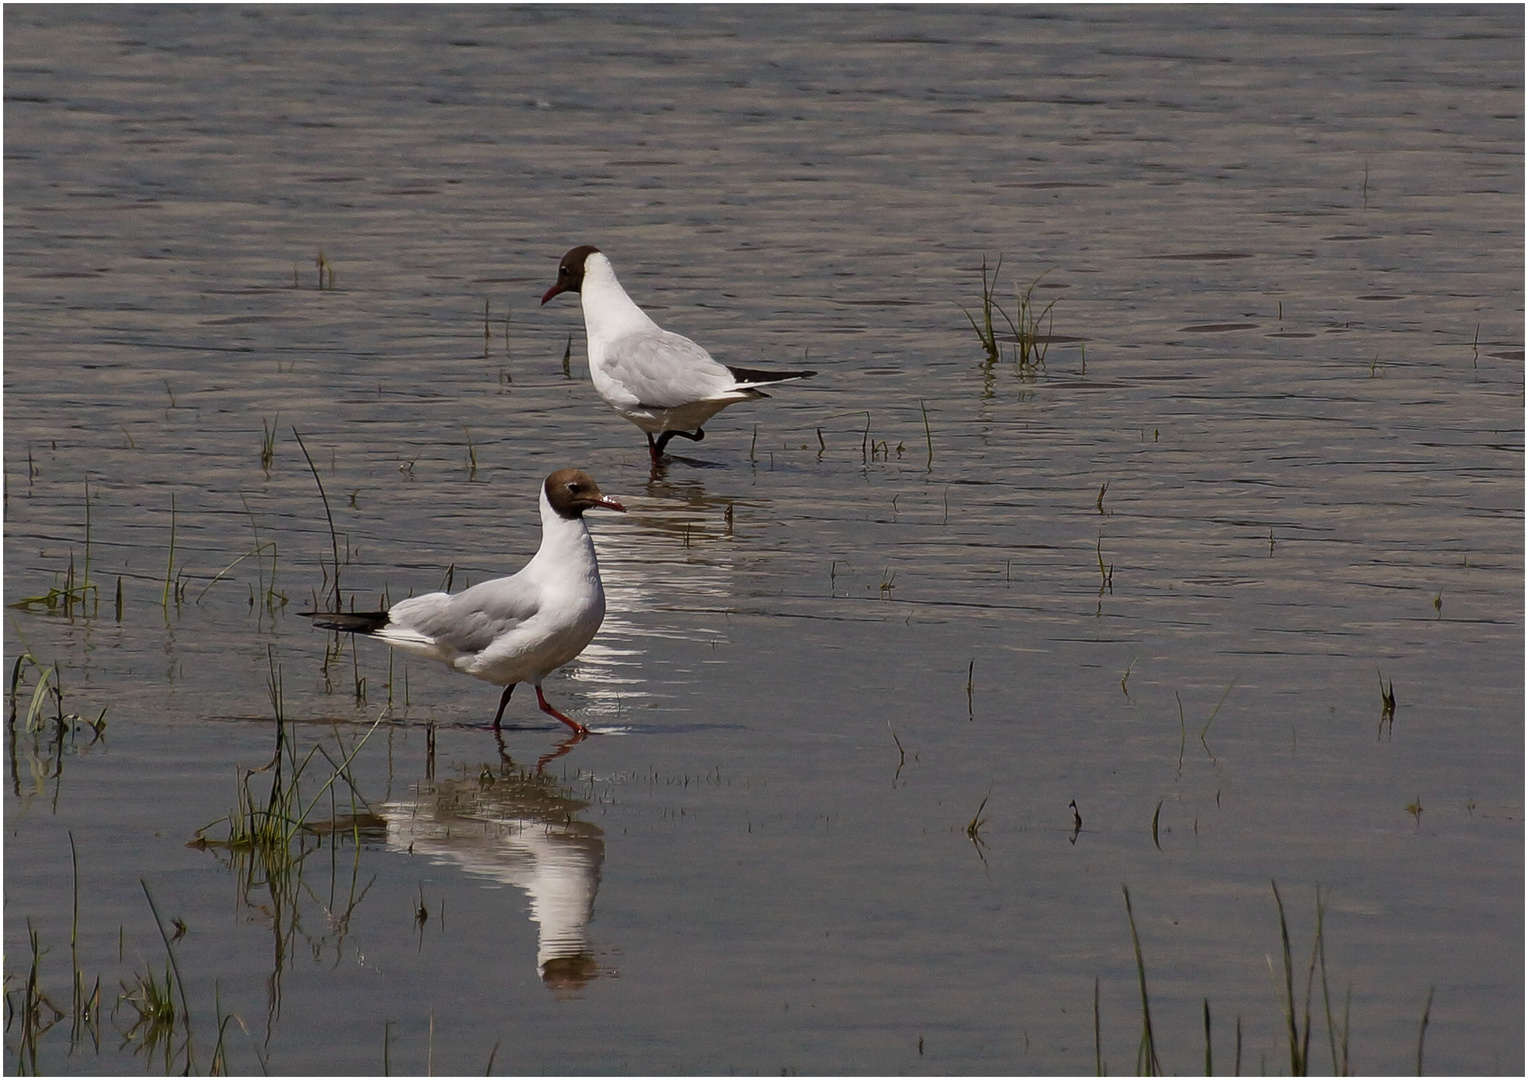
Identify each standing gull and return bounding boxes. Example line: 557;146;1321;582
304;469;625;736
541;245;816;463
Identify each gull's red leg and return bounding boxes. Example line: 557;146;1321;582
535;685;590;736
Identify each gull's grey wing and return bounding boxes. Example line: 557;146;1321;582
388;577;542;656
602;329;739;409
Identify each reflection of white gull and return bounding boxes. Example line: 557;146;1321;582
383;772;604;989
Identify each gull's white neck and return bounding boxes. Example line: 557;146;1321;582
578;252;659;345
526;488;600;585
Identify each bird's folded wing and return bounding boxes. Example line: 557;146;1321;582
604;329;738;408
387;584;542;655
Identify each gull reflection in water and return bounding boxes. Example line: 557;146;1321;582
383;768;605;991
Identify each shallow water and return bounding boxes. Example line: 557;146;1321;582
4;6;1523;1075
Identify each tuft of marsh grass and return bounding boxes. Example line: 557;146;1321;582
961;253;1013;362
961;254;1058;371
15;920;66;1073
8;648;107;752
1105;882;1431;1076
1009;270;1057;369
10;837;270;1074
121;881;198;1073
9;483;101;619
194;650;383;870
9;651;58;733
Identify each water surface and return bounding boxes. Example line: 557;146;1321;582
5;6;1522;1075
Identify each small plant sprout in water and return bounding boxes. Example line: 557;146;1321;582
315;248;336;290
1378;671;1396;736
1177;680;1234;769
260;415;278;475
965;792;991;862
1119;656;1138;699
1096;534;1114;596
463;426;480;480
160;494;179;614
886;722;912;785
920;399;933;471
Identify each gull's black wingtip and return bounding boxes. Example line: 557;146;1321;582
725;365;818;385
302;611;389;634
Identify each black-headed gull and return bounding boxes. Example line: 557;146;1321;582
304;469;625;737
540;245;817;463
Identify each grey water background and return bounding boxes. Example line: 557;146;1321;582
4;5;1522;1075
